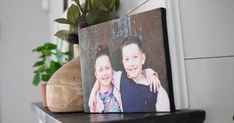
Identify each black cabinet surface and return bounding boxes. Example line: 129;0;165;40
32;102;205;123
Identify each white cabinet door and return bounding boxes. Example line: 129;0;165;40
180;0;234;59
185;57;234;123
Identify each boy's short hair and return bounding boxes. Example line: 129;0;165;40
121;35;144;52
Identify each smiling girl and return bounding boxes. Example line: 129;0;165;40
91;45;122;112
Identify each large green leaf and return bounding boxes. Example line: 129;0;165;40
67;4;80;25
94;0;119;11
85;10;100;25
85;0;119;25
86;10;113;25
55;30;69;41
32;74;41;86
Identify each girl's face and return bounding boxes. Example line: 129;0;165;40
122;44;145;81
95;55;113;86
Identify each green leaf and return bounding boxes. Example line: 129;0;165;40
33;74;40;86
44;43;57;50
32;46;44;52
37;43;56;56
95;0;119;11
54;18;75;26
86;10;114;25
44;68;51;75
49;61;61;74
33;61;45;67
34;66;46;73
55;30;69;41
95;0;109;11
108;0;119;10
107;11;119;20
74;0;84;13
41;49;52;56
113;0;119;10
67;4;80;25
41;74;50;82
70;25;78;32
85;10;100;25
88;0;93;11
39;55;46;59
63;51;73;58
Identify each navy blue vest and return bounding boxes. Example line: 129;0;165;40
120;71;157;112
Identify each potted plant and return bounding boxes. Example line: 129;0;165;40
54;0;120;44
32;42;72;107
40;0;120;112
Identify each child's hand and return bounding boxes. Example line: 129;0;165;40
88;94;96;112
144;68;161;93
148;74;161;93
88;80;100;112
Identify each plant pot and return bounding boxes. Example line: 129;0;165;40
40;83;47;108
68;32;79;44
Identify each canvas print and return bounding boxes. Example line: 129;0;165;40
79;8;174;113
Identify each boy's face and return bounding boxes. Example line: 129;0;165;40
122;44;146;81
95;55;113;86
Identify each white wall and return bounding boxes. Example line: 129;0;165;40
48;0;64;41
118;0;166;17
0;0;50;122
179;0;234;123
186;57;234;123
179;0;234;58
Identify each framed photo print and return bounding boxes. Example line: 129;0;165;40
79;8;175;113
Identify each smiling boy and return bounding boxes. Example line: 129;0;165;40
120;36;170;112
119;36;157;112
